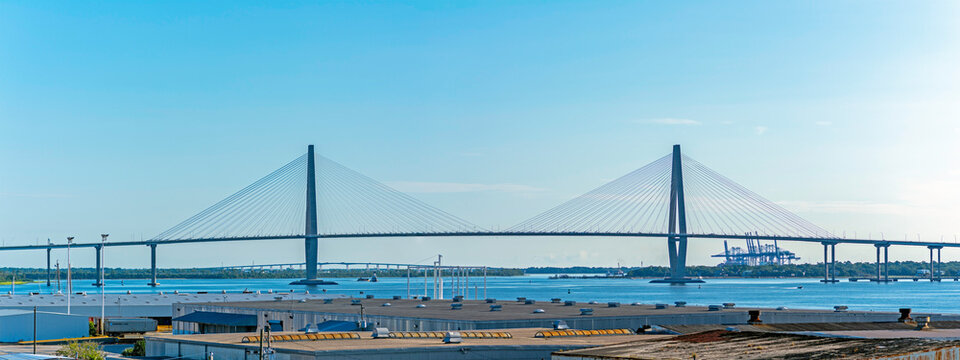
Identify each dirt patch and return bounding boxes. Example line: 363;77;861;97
675;329;729;343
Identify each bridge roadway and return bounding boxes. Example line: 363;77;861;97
0;231;952;286
0;231;956;250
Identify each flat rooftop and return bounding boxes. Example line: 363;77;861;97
205;298;898;322
553;330;960;359
147;327;659;352
664;320;960;334
0;292;343;317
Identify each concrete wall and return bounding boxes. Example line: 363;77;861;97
146;337;594;360
0;311;88;342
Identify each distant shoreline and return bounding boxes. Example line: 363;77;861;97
1;260;954;281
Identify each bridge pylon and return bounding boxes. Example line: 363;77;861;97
291;145;337;286
651;144;704;284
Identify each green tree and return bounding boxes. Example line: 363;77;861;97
56;342;105;360
121;340;146;356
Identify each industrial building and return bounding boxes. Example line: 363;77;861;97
146;327;651;360
0;310;88;343
0;291;343;325
171;297;960;334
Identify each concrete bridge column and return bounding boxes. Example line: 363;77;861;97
831;243;837;282
46;247;52;286
938;247;942;280
822;243;829;282
148;244;159;286
883;245;889;281
875;244;882;281
928;246;942;282
93;245;103;287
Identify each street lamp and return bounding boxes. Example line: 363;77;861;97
66;236;73;315
100;234;108;335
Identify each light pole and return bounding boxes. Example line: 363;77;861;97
100;234;108;335
66;236;73;315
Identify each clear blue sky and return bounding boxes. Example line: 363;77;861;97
1;1;958;268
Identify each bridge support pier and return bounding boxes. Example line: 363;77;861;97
928;246;942;282
93;245;103;287
874;243;891;282
651;145;702;284
884;245;889;281
875;245;881;281
821;242;838;283
148;244;158;286
831;243;837;282
46;247;51;286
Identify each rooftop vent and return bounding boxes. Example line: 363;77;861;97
489;304;502;312
580;308;594;316
443;332;462;344
372;327;390;338
899;308;913;322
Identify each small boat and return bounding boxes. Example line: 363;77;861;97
357;277;369;282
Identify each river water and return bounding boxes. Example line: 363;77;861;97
9;275;960;314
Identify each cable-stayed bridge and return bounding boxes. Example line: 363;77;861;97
2;145;955;285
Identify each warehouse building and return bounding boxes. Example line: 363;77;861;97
0;310;88;343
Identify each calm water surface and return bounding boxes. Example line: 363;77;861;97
10;275;960;314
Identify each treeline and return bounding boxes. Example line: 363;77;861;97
525;267;621;274
0;267;523;281
627;261;960;278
